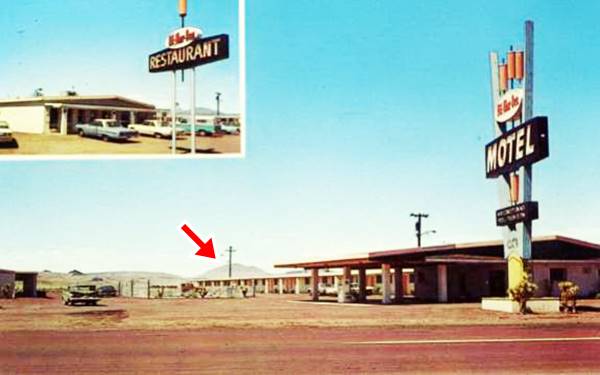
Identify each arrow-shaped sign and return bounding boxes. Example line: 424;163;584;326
181;224;216;259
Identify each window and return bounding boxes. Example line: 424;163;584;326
376;275;382;284
550;268;567;284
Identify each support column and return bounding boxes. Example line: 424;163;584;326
382;263;392;304
311;268;319;301
437;264;448;303
59;108;68;135
338;266;352;303
130;111;136;125
393;265;404;303
295;277;302;294
358;268;367;302
71;109;79;133
278;278;284;295
264;279;269;294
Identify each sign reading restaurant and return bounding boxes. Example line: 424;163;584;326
149;33;229;73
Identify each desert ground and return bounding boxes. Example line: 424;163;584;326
0;132;241;156
2;294;600;373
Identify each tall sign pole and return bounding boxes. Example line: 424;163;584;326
148;0;229;156
486;20;549;294
191;68;196;154
172;70;177;155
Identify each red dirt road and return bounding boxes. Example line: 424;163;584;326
3;325;600;374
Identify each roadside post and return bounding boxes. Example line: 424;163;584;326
148;1;230;155
486;21;549;293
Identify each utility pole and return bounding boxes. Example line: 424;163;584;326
410;213;429;247
224;245;236;278
215;92;222;116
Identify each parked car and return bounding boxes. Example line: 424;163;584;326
62;285;101;306
177;122;221;136
97;285;117;298
128;119;183;139
75;119;138;141
219;124;240;135
0;121;16;146
307;283;337;295
350;283;374;296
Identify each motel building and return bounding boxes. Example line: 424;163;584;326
198;236;600;305
197;268;413;298
0;95;156;135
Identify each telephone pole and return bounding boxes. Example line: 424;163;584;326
215;92;222;116
410;213;430;247
224;245;236;278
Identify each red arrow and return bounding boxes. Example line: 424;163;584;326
181;224;216;259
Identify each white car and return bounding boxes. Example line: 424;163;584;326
128;120;183;139
0;121;16;145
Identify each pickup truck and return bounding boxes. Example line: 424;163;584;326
128;119;183;139
62;285;101;306
75;119;138;141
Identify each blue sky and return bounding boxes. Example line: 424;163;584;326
1;0;599;276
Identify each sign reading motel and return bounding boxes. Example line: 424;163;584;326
485;116;549;178
148;34;229;73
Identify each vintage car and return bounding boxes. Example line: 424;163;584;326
177;122;221;136
0;121;16;145
96;285;117;298
62;285;101;306
219;123;240;135
350;282;374;295
75;119;138;141
128;119;183;139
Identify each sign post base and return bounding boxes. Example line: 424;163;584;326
507;254;525;292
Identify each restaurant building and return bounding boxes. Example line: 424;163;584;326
0;95;156;135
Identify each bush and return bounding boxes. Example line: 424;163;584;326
559;281;580;313
508;274;538;314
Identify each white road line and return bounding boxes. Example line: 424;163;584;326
348;337;600;345
287;300;374;307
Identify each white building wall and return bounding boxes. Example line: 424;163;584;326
532;263;600;298
0;106;46;133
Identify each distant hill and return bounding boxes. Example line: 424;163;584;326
38;271;188;290
156;107;237;116
198;263;272;280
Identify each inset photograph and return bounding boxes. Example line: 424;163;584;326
0;0;242;158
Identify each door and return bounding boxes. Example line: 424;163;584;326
489;270;507;297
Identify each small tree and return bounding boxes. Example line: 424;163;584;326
558;281;580;313
508;274;538;314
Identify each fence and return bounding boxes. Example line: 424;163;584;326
117;280;182;299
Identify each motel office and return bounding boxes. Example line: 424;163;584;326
200;236;600;303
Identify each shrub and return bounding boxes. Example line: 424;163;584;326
508;274;538;314
559;281;580;313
